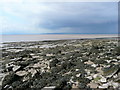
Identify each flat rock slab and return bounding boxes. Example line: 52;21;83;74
16;71;28;76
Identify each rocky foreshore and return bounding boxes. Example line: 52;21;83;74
0;38;120;90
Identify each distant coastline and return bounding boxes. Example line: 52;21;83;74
1;34;118;43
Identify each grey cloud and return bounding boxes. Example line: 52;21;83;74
36;2;117;34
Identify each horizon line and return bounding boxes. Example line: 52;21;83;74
1;33;118;35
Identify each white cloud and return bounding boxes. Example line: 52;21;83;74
0;1;118;34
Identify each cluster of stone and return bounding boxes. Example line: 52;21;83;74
0;38;120;90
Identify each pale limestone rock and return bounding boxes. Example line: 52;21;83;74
84;60;94;65
100;77;107;83
87;82;98;88
112;59;117;62
32;56;39;58
106;60;112;63
12;65;21;72
33;63;41;68
16;71;28;76
76;74;81;77
42;86;56;90
30;53;35;56
96;67;103;74
85;69;91;75
72;84;78;89
117;56;120;59
75;69;79;71
86;76;92;80
28;69;37;77
46;54;54;56
99;83;109;88
111;82;119;88
91;64;97;67
23;76;29;82
93;74;98;78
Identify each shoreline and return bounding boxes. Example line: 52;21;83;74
1;34;118;43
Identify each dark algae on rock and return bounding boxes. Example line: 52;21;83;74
1;38;120;90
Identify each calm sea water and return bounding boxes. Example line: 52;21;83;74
0;34;117;43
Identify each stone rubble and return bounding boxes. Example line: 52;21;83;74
0;38;120;89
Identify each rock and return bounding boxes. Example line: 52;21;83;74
91;64;97;67
28;69;37;77
0;73;6;86
99;83;109;88
6;63;14;72
41;86;56;90
23;76;30;82
11;57;22;61
8;86;13;89
1;38;120;89
93;74;98;78
33;63;41;68
112;59;117;62
46;54;54;56
84;60;94;65
78;83;87;89
16;71;28;76
86;76;92;80
103;65;119;78
100;77;107;83
32;55;40;58
96;67;103;74
2;72;20;87
75;69;79;72
76;74;81;77
111;81;119;88
69;77;74;84
4;85;13;90
72;84;78;89
12;65;21;72
30;53;35;56
113;74;118;78
106;60;112;63
105;65;111;68
87;82;98;88
93;74;102;82
85;69;91;75
117;56;120;59
99;53;104;56
4;85;9;88
98;81;120;89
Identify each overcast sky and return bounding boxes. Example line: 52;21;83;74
0;1;118;34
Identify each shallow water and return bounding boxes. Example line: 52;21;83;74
1;34;117;43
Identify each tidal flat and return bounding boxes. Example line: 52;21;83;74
0;38;120;90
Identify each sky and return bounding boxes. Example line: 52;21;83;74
0;0;118;35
